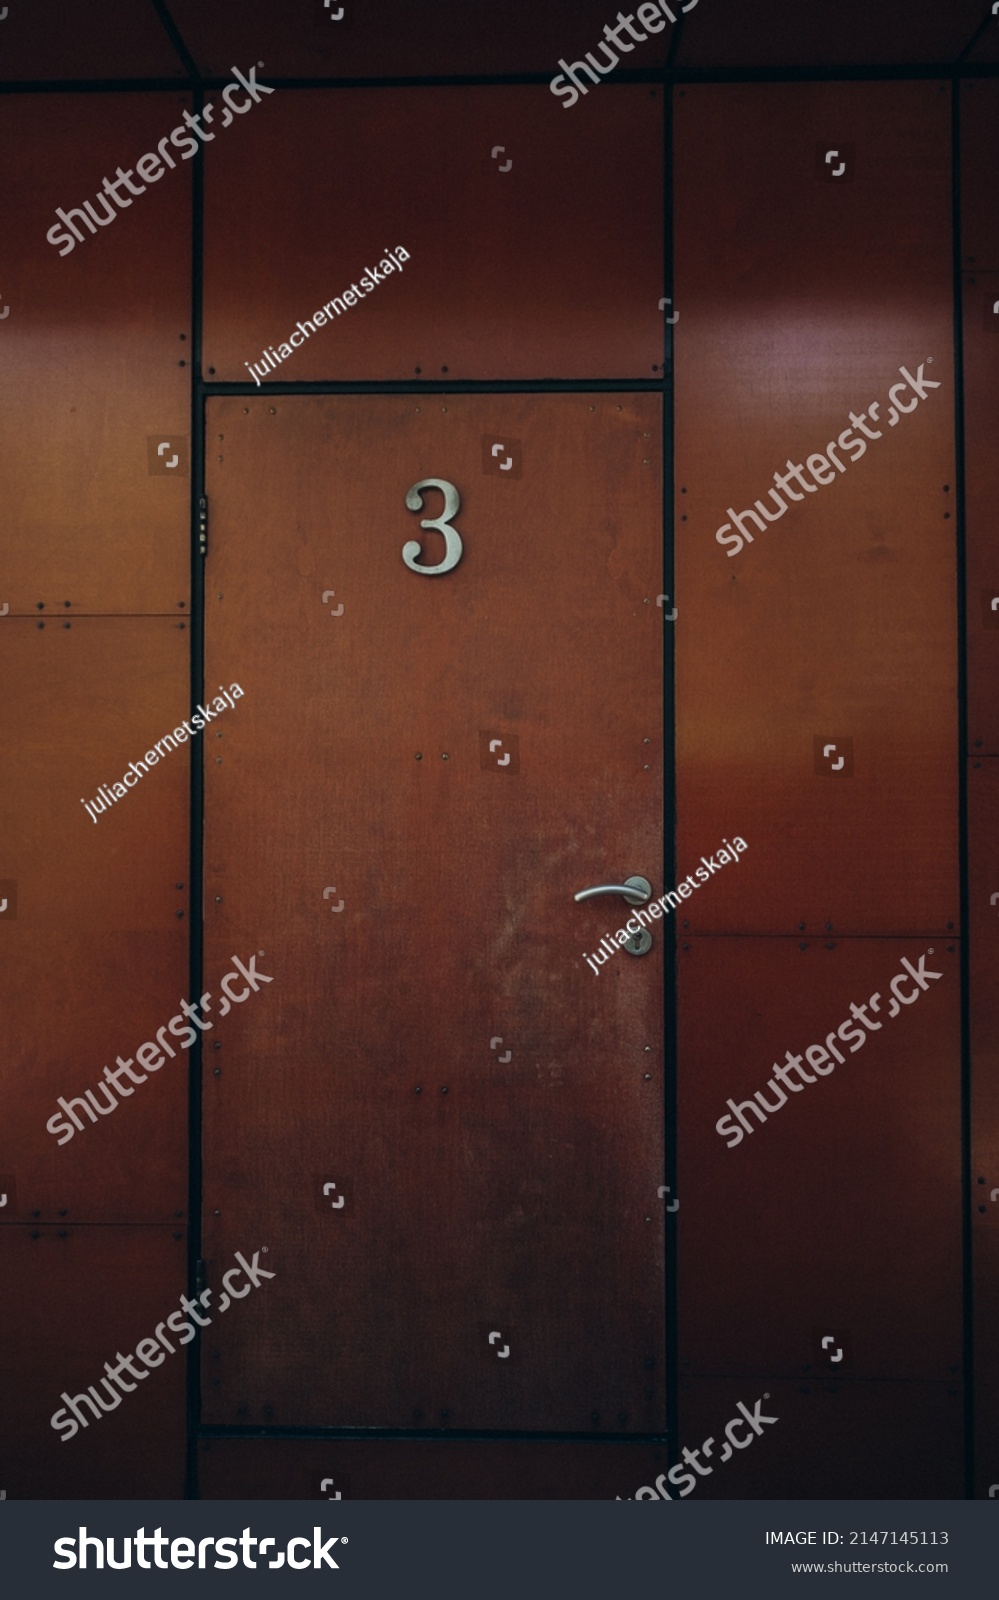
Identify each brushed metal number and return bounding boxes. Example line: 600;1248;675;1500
402;478;463;575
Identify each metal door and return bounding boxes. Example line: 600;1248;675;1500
202;392;666;1437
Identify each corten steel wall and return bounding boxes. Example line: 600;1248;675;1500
0;44;990;1501
0;94;192;1496
673;82;963;1497
962;79;999;1504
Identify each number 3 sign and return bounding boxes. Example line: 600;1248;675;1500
402;478;464;575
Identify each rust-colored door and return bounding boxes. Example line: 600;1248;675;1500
202;392;666;1438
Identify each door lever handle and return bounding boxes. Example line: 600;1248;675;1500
573;876;652;907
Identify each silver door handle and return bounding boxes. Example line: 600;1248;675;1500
573;876;652;907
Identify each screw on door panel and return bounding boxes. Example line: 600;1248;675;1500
490;1036;512;1063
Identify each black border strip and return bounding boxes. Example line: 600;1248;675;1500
5;65;999;95
662;82;679;1477
202;380;665;396
950;73;975;1504
185;77;207;1502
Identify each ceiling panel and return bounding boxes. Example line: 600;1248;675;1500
674;0;989;69
0;0;184;81
166;0;670;81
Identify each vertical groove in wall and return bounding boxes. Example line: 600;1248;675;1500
663;78;679;1465
185;76;207;1500
950;72;974;1502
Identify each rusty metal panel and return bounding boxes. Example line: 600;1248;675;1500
198;1438;672;1500
0;1227;186;1499
961;83;999;271
963;84;999;755
0;94;191;615
170;0;669;79
202;393;665;1432
976;1375;999;1501
0;0;185;80
678;1378;961;1499
675;82;957;935
678;938;961;1382
0;620;189;1222
969;757;999;1498
203;86;663;382
963;274;999;753
674;0;983;68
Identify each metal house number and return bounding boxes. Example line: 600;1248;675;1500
402;478;464;575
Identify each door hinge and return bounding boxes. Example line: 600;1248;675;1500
198;495;208;558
